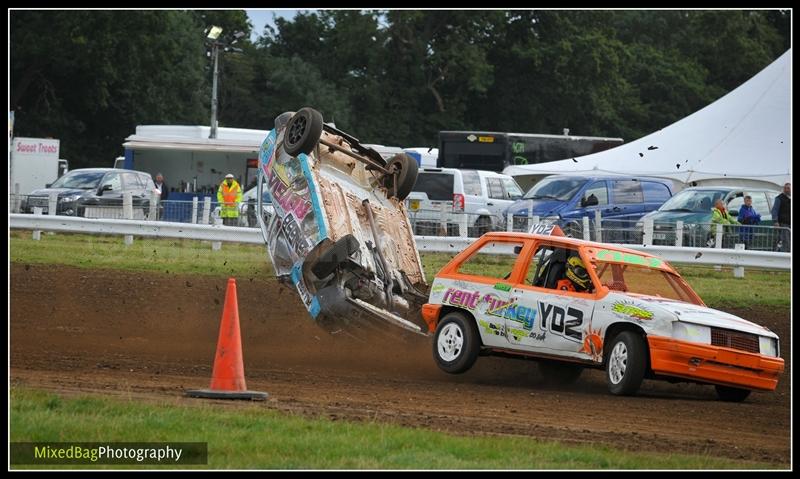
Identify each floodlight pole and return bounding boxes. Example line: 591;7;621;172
209;41;220;139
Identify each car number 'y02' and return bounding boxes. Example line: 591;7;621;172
538;303;584;342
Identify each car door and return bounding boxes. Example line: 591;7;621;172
497;176;524;216
441;238;529;349
609;179;645;222
506;243;596;361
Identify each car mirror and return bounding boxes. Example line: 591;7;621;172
513;245;523;255
580;197;587;207
97;184;113;195
45;183;52;188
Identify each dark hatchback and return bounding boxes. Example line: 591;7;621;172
24;168;156;217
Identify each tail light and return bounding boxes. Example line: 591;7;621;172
453;193;465;212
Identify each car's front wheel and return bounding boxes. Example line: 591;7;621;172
605;331;647;396
284;107;324;156
715;385;751;402
433;312;480;374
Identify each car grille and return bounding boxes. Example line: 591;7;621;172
710;328;760;354
27;196;49;207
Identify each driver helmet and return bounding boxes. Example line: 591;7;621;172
565;255;590;291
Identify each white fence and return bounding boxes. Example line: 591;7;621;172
9;214;790;271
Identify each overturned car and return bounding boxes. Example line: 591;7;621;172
256;107;429;337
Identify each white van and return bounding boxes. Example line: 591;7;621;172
406;167;524;236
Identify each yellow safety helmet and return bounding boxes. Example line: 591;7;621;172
565;255;590;290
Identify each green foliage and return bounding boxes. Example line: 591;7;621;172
10;10;790;166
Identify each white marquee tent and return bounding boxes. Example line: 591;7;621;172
505;49;791;191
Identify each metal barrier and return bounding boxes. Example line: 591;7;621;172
9;214;791;271
10;193;792;254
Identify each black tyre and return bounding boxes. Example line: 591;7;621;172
382;153;419;201
539;360;584;386
433;312;481;374
474;216;492;236
605;331;647;396
284;107;324;156
715;385;751;402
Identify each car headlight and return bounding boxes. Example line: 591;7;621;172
759;336;779;357
672;321;711;344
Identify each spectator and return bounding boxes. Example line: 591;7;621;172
708;199;739;248
737;195;761;249
711;199;739;225
217;173;242;226
771;182;791;252
153;173;169;201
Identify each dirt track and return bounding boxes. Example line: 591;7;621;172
10;263;791;466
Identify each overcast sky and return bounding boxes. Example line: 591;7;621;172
246;9;299;41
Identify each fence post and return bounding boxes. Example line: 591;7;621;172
582;216;591;241
46;192;58;236
527;203;535;232
715;223;723;249
191;197;199;224
529;215;539;233
594;210;602;243
439;203;448;236
12;183;21;213
202;197;211;225
506;212;513;232
32;207;42;240
643;218;653;246
733;243;745;278
123;192;134;246
675;221;684;247
211;215;222;251
48;192;58;217
149;191;159;221
458;212;468;238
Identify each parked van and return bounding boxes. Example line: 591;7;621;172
406;167;524;236
504;175;674;236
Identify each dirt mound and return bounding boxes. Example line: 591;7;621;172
10;263;791;466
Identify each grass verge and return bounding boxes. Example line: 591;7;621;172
10;387;776;470
10;231;789;309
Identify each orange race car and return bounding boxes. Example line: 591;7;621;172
421;224;784;401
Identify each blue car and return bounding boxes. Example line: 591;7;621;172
504;175;674;238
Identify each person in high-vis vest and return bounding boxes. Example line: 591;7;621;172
217;174;243;226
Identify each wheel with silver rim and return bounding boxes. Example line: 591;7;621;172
605;331;647;396
433;312;480;374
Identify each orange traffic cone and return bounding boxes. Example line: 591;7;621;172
186;278;268;400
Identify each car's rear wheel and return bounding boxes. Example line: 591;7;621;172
539;360;583;386
284;107;324;156
474;216;492;236
382;153;418;201
715;385;751;402
605;331;647;396
433;312;480;374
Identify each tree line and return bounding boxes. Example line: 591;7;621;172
10;9;790;169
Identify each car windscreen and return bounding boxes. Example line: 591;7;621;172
49;171;106;189
523;177;587;201
657;189;728;213
593;260;702;305
412;172;455;201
